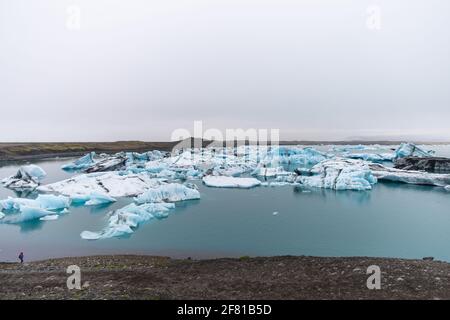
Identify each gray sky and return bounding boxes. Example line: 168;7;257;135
1;0;450;142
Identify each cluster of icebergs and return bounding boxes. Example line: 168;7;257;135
1;142;449;239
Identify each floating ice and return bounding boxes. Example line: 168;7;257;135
85;154;127;173
38;172;162;197
61;152;95;170
368;163;450;187
81;202;175;240
70;192;117;206
1;164;47;190
394;143;434;159
134;183;200;204
297;158;377;191
0;194;70;212
4;206;55;223
330;145;377;152
261;146;328;167
0;194;69;223
344;152;395;163
34;194;71;210
252;166;291;177
203;175;261;188
39;214;59;221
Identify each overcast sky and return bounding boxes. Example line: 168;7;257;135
1;0;450;142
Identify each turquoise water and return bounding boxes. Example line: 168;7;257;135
2;146;450;262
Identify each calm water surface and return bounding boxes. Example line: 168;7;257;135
1;145;450;262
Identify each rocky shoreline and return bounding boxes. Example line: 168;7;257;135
1;255;450;300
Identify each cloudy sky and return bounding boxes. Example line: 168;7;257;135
1;0;449;142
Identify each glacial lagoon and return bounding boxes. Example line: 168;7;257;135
2;145;450;262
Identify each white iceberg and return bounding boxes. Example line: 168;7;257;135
297;158;377;191
134;183;200;204
38;172;162;197
1;164;47;190
202;175;261;188
81;202;175;240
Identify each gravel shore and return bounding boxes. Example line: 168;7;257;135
1;255;449;300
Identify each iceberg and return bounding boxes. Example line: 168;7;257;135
330;145;377;152
70;192;117;206
0;194;69;223
368;163;450;187
297;159;377;191
40;214;59;221
81;202;175;240
261;146;328;167
1;164;47;190
34;194;71;210
394;143;434;159
3;206;55;223
61;152;96;171
343;152;395;163
38;172;162;197
134;183;200;204
0;194;70;212
202;175;261;188
252;166;291;178
84;154;127;173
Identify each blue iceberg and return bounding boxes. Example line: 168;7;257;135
62;152;96;170
80;202;175;240
0;194;70;223
70;192;117;206
394;143;434;159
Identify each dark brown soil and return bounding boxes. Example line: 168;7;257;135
1;255;450;300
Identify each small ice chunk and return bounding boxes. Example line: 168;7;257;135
273;211;279;215
203;176;261;188
445;186;450;191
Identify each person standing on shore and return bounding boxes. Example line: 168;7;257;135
18;252;24;264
